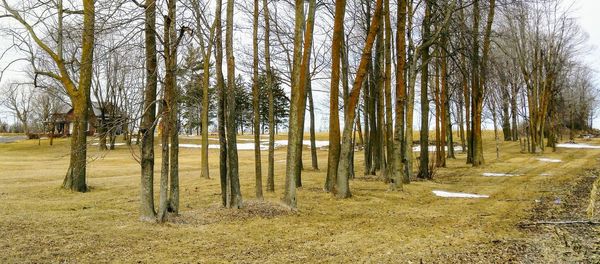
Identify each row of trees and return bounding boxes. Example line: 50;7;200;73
0;0;597;220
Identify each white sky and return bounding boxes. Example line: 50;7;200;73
1;1;600;130
572;0;600;127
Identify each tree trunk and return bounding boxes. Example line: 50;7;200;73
470;0;483;166
199;14;212;180
157;105;170;222
252;0;263;199
98;118;107;151
336;0;383;199
439;40;447;167
325;0;345;192
510;83;519;141
457;96;466;153
501;86;512;141
308;80;319;171
225;0;242;209
63;105;89;192
284;0;315;207
435;57;441;167
372;21;383;174
417;0;430;179
390;0;406;191
263;0;275;193
214;0;228;206
471;0;495;166
445;84;455;159
139;0;158;221
383;0;393;182
62;0;95;192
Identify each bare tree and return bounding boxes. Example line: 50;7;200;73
1;0;96;192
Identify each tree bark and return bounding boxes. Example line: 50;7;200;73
439;39;447;167
63;105;89;192
139;0;157;221
252;0;263;199
214;0;228;206
471;0;495;166
225;0;242;208
263;0;275;192
383;0;393;182
167;0;179;215
62;0;95;192
307;80;318;171
390;0;407;191
325;0;345;192
283;0;315;207
336;0;383;199
417;0;431;179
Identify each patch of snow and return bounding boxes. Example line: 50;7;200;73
179;144;202;148
412;145;463;152
556;143;600;149
272;140;329;148
432;190;489;198
91;143;126;146
540;173;552;176
537;158;561;163
482;172;519;177
178;143;269;150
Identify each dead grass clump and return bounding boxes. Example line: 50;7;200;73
170;200;293;226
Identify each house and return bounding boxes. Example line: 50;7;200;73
45;102;125;137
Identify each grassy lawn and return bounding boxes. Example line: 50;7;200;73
0;132;599;262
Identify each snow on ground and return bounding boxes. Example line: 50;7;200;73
432;190;489;198
482;172;519;177
0;136;27;143
556;143;600;149
540;173;552;176
273;140;329;148
537;158;562;163
178;144;202;148
91;143;126;146
412;145;463;152
178;143;269;150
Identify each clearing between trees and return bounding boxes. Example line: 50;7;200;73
1;133;599;263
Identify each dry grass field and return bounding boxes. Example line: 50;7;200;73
1;132;599;263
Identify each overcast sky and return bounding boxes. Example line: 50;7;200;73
575;0;600;76
0;0;599;130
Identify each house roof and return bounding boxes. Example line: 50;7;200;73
54;104;72;115
51;101;122;118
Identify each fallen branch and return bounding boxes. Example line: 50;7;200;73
519;220;600;227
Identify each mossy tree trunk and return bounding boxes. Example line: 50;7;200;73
3;0;95;192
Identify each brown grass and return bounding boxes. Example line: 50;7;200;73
0;132;599;262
